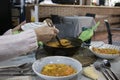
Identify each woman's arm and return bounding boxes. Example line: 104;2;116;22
0;29;38;61
3;21;26;35
0;22;59;61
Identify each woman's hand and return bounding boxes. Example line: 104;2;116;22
34;26;59;43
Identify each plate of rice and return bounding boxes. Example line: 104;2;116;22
89;44;120;59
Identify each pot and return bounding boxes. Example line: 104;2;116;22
43;37;83;56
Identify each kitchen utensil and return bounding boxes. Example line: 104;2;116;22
102;59;119;80
94;62;112;80
44;18;64;47
0;63;32;73
43;37;83;56
78;21;100;42
0;72;35;76
55;36;64;47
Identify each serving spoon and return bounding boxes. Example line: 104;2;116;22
102;59;119;80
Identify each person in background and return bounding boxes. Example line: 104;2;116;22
0;21;59;61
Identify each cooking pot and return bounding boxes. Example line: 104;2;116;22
43;37;83;56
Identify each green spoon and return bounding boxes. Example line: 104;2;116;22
78;21;100;42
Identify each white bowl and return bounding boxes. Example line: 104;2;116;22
21;22;46;31
89;44;120;59
32;56;82;80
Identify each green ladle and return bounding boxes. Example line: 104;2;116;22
78;21;100;42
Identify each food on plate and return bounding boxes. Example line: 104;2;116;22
83;66;99;80
41;63;76;76
92;47;120;54
47;39;73;48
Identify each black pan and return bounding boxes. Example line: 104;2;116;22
43;37;83;56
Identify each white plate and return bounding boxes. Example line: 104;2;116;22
32;56;82;80
89;44;120;59
90;41;105;47
21;22;46;31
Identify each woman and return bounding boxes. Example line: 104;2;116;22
0;21;59;61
